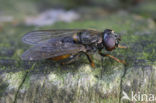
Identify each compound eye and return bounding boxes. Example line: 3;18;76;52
103;34;116;51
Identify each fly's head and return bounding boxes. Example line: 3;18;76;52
102;29;121;51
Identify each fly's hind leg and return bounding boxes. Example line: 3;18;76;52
61;52;95;68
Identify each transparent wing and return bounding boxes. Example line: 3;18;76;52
21;37;86;60
22;29;86;45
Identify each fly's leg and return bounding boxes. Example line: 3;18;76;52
118;45;127;49
61;52;95;68
83;52;95;68
99;50;126;64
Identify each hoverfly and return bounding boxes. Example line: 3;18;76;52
21;29;127;68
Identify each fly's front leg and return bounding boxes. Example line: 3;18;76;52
99;50;126;64
118;45;127;49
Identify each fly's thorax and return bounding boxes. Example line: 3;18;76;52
73;31;101;45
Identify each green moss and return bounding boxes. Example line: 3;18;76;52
21;74;30;89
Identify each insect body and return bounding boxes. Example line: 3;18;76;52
21;29;126;67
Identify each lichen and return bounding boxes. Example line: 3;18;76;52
1;72;26;90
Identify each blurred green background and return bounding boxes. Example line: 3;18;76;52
0;0;156;21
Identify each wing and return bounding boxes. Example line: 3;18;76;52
22;29;87;45
21;37;86;60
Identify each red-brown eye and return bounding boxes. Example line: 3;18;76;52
103;34;116;51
